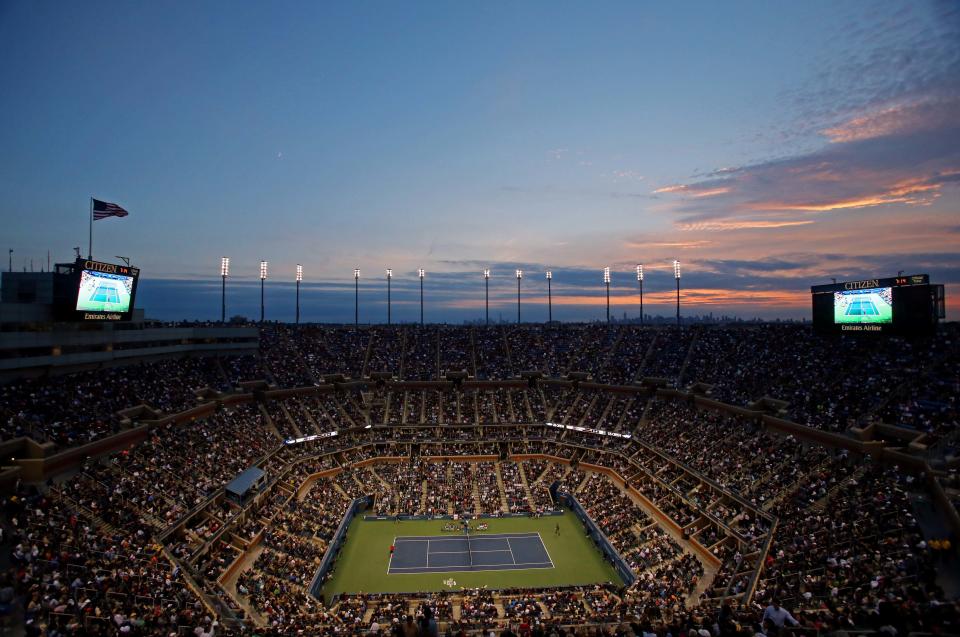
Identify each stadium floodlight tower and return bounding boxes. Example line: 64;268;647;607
636;264;644;326
673;259;681;327
516;269;523;324
483;269;491;325
603;267;611;323
220;257;229;323
546;270;553;322
354;269;360;329
259;260;268;323
418;268;426;325
386;269;393;325
295;264;303;325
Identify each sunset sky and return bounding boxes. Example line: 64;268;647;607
1;1;957;323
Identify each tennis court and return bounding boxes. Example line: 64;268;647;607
846;296;881;316
90;283;121;303
388;532;553;574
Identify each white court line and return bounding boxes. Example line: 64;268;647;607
429;549;512;555
386;535;397;575
387;560;553;572
392;532;539;541
388;533;555;572
537;532;556;568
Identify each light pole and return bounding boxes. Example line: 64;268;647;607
516;269;523;324
295;264;303;325
418;268;425;325
604;267;611;323
546;270;553;323
220;257;229;322
673;260;681;327
354;269;360;328
636;264;644;326
259;260;268;323
483;269;490;325
386;269;393;325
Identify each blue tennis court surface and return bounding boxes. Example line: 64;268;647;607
90;284;120;303
388;532;553;574
846;297;879;316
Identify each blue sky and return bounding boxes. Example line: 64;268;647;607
1;1;958;322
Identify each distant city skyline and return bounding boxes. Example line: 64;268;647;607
1;1;957;321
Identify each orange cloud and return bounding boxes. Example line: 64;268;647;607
653;184;730;197
748;178;941;212
822;98;960;144
690;187;731;198
822;104;914;143
677;220;816;231
446;289;810;310
624;240;712;249
653;184;686;194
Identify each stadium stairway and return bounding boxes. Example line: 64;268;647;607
491;595;506;620
277;401;304;438
593;395;615;429
760;454;835;512
517;462;536;508
349;471;367;494
746;454;801;498
536;600;551;618
398;391;409;424
573;471;591;494
368;466;392;493
806;464;868;512
575;393;600;427
675;326;701;387
361;605;375;624
636;331;661;378
219;544;269;627
333;479;352;501
213;358;231;387
257;403;284;441
637;395;656;427
280;328;317;385
470;465;482;515
296;397;324;434
445;463;455;515
493;462;510;512
619;397;641;433
54;487;119;535
616;470;721;601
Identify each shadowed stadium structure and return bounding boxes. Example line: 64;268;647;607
0;322;958;636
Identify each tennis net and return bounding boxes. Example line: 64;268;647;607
464;526;474;567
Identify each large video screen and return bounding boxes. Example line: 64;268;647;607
833;287;893;325
75;269;135;313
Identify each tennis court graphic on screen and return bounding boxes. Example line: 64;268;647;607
833;287;893;324
75;270;135;313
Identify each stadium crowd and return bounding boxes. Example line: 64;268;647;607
0;323;958;635
5;324;959;448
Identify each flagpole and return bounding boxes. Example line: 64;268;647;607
88;197;93;260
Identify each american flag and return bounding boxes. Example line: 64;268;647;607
92;198;129;220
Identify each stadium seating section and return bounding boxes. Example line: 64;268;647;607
2;323;958;636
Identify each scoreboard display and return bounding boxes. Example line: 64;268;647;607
54;258;141;322
812;274;944;335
